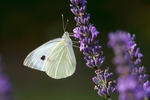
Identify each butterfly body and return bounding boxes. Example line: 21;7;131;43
24;32;76;79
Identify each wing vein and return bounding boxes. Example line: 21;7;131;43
54;46;65;78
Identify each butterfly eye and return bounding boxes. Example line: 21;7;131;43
41;56;46;60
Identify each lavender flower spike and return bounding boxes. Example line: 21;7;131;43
70;0;116;99
70;0;104;69
0;56;14;100
108;31;145;100
92;67;116;98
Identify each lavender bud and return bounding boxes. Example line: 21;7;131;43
70;0;116;98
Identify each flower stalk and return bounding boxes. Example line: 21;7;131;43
108;31;147;100
70;0;116;99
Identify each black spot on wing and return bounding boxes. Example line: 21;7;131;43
41;55;46;61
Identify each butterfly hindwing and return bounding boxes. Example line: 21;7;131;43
23;38;62;71
46;41;76;79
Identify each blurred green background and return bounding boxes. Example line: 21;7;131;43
0;0;150;100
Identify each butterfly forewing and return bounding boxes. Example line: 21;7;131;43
23;38;62;71
46;40;76;79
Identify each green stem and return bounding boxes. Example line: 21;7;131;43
103;97;111;100
105;95;111;100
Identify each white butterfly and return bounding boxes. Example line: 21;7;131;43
23;32;76;79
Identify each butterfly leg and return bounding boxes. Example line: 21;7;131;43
73;45;80;48
73;41;79;44
69;35;74;37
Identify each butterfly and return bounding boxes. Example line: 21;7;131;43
23;31;76;79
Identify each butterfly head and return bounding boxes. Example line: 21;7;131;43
62;32;70;39
62;32;72;44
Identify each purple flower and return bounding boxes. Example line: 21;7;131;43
92;68;116;97
118;76;145;100
112;31;150;99
0;56;14;100
109;30;149;82
108;31;134;75
108;31;145;100
143;81;150;99
70;0;103;69
70;0;116;98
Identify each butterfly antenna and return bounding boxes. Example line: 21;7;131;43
64;19;69;32
61;14;65;32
